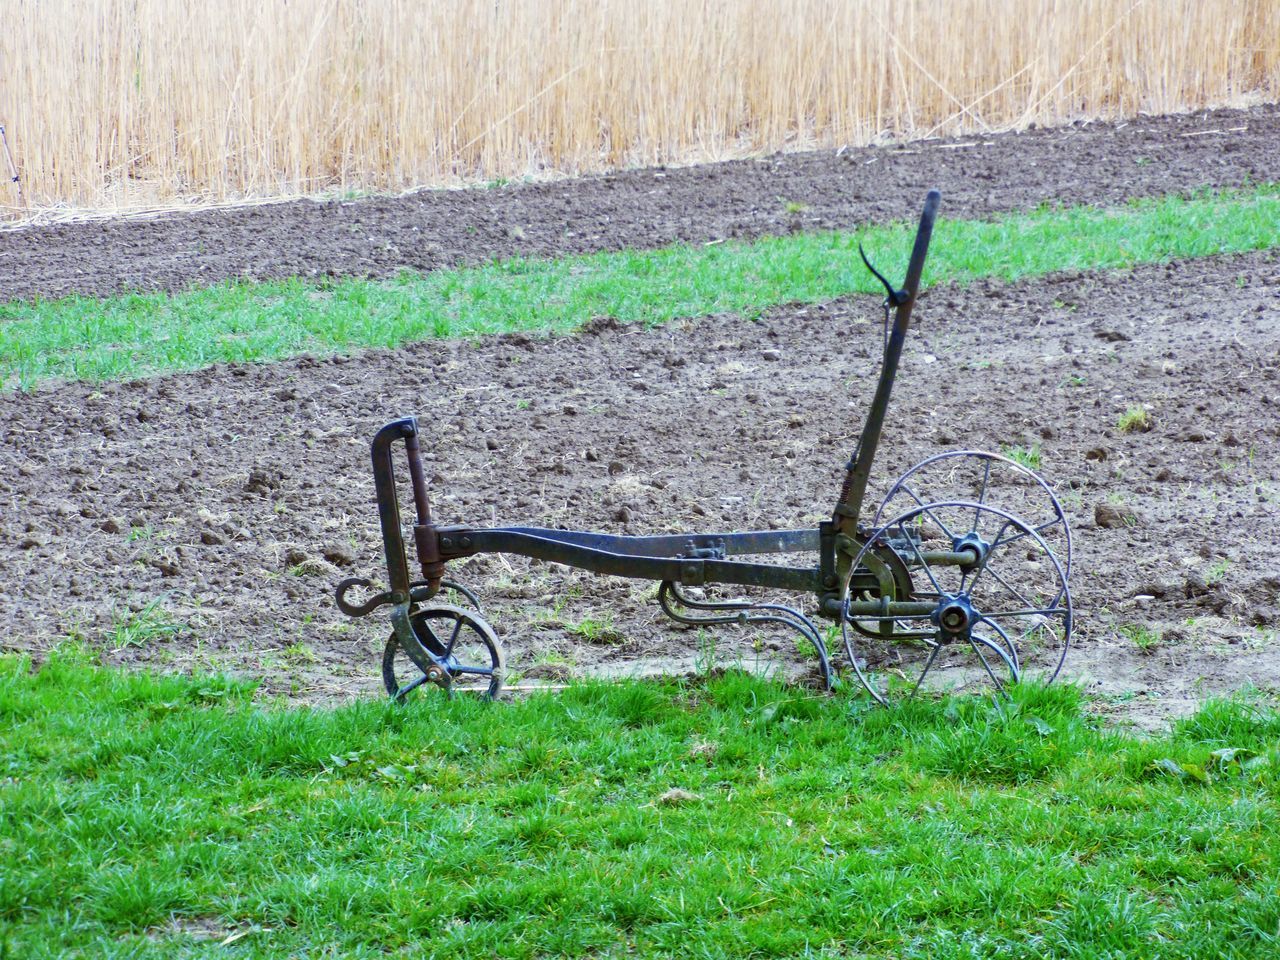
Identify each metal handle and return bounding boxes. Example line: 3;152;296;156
833;189;941;533
369;418;419;600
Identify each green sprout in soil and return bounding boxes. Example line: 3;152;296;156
1120;623;1163;654
1002;442;1042;471
108;597;183;649
1117;405;1153;433
566;614;625;645
1206;557;1231;585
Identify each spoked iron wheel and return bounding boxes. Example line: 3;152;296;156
383;604;505;702
874;450;1072;580
842;501;1072;706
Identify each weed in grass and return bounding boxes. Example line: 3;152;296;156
109;597;182;649
695;628;719;677
1117;405;1153;433
1002;442;1042;470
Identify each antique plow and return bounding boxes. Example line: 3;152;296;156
336;190;1074;705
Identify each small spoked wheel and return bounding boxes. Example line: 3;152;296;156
383;604;505;702
842;500;1072;706
875;450;1072;580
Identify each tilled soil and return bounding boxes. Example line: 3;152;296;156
2;104;1278;301
3;250;1278;726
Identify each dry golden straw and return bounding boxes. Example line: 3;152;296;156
3;0;1278;216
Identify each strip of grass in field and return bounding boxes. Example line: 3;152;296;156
2;184;1278;389
2;651;1279;959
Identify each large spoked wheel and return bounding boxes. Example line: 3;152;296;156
874;450;1072;581
842;500;1072;706
383;604;505;702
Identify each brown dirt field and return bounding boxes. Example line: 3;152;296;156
3;248;1278;728
2;103;1278;302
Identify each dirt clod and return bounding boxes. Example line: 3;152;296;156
1094;503;1132;529
323;545;356;567
245;468;281;495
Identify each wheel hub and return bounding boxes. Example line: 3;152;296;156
933;593;977;643
952;532;989;568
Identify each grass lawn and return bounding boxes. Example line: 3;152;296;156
2;184;1278;388
3;651;1278;958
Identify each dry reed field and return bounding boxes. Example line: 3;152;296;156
3;0;1279;218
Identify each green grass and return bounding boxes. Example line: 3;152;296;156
2;185;1279;389
3;651;1279;958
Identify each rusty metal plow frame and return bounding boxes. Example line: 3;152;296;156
335;189;1076;706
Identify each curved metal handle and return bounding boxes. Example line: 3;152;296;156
335;577;393;618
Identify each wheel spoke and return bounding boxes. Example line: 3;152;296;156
982;606;1067;619
974;457;992;527
899;483;959;540
991;517;1065;551
442;618;464;659
982;607;1064;648
963;519;1017;594
903;526;946;596
978;619;1021;679
450;665;495;676
908;644;942;698
417;618;445;657
396;672;431;699
967;635;1008;696
982;563;1039;611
